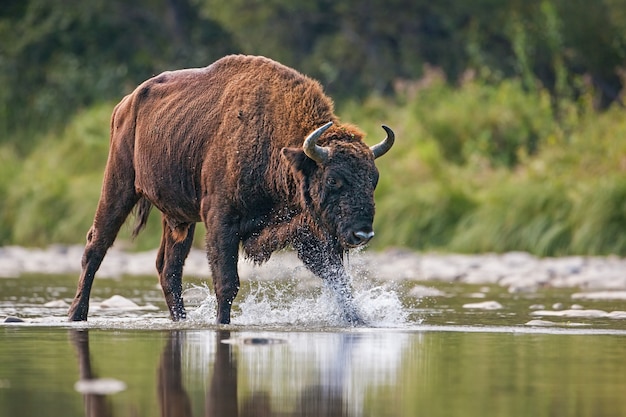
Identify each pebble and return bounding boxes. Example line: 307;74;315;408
462;301;503;310
525;319;558;327
3;316;24;323
607;311;626;319
74;378;127;395
571;291;626;300
408;285;446;298
530;309;621;319
221;337;286;346
466;292;487;298
97;295;158;311
525;319;589;327
44;300;69;308
2;245;626;292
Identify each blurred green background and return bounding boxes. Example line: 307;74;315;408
1;0;626;256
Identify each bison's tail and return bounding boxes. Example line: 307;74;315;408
131;196;153;239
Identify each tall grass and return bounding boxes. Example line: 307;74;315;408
0;103;162;248
449;181;574;256
2;78;626;256
350;77;626;256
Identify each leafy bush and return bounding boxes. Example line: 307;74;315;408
411;78;559;167
3;76;626;257
449;181;573;256
374;182;476;249
358;78;626;256
1;103;159;248
570;177;626;255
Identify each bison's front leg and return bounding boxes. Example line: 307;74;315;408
205;215;241;325
294;234;365;326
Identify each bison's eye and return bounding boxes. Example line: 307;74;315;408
326;176;342;189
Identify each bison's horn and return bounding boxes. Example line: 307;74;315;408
371;125;395;159
303;121;333;164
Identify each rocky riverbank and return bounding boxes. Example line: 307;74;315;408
1;245;626;295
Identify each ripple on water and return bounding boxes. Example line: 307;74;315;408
3;270;626;335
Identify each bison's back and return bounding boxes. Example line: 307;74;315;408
120;55;335;221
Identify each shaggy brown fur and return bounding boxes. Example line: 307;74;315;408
68;55;394;324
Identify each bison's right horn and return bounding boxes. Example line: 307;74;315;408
371;125;395;159
303;121;333;164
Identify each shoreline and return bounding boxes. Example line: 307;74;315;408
1;245;626;293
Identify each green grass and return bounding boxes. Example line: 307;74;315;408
354;78;626;256
2;78;626;256
0;103;162;248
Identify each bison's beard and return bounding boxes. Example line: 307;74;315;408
241;212;335;264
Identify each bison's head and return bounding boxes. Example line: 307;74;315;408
281;122;394;250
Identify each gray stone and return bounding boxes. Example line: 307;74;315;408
408;285;446;298
462;301;503;310
3;245;626;294
572;291;626;300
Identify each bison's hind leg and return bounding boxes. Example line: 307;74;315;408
156;217;195;321
68;186;140;321
68;94;143;322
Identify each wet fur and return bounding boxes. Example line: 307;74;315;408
68;55;383;324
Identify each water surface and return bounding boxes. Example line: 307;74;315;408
1;273;626;416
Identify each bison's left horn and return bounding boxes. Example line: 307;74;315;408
371;125;395;159
303;121;333;164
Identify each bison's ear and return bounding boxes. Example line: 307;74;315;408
281;147;316;175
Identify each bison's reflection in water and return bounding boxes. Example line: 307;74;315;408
206;331;238;417
158;331;194;417
69;330;114;417
70;329;408;417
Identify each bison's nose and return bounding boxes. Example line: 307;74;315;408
353;230;375;245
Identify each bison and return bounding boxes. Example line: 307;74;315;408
68;55;394;325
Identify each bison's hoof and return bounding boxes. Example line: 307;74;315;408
345;312;367;327
170;309;187;322
4;316;25;323
68;313;88;322
68;304;89;321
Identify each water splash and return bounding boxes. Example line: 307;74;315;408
186;248;411;328
354;284;411;326
188;278;409;328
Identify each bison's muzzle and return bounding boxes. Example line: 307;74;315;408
352;230;375;246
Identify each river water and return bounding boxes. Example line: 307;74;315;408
1;272;626;416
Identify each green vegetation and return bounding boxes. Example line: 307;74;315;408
1;0;626;256
0;103;164;249
2;77;626;256
365;76;626;256
349;77;626;256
